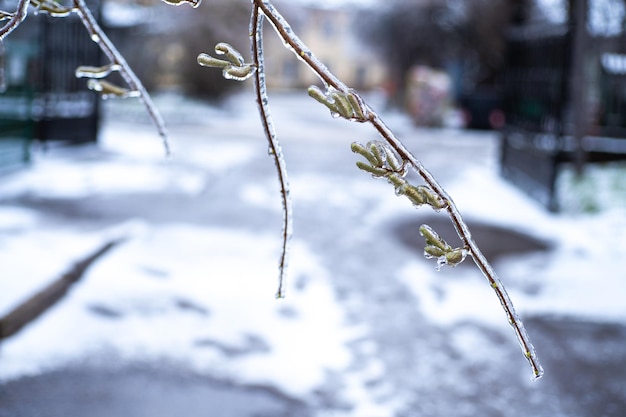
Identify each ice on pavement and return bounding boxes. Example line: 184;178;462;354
0;222;355;398
0;92;625;415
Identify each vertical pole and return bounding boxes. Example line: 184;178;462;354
570;0;588;176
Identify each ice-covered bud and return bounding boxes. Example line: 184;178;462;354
198;45;256;82
197;53;230;68
445;248;468;267
356;161;388;177
223;64;256;81
0;10;14;21
350;142;368;157
308;86;371;121
161;0;202;8
346;90;370;121
32;0;72;16
387;173;406;189
419;224;449;251
419;186;448;210
424;244;446;258
308;85;338;114
399;184;427;206
420;224;467;268
87;79;139;99
351;141;380;167
215;42;245;66
75;64;120;79
330;90;354;119
367;141;387;167
384;147;404;173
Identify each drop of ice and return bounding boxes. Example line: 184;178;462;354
435;257;446;271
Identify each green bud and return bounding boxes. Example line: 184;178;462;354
75;64;120;79
402;184;427;206
223;64;256;81
32;0;72;16
424;244;446;258
445;248;467;267
308;86;338;113
356;161;388;177
420;186;447;210
87;79;138;98
387;173;406;189
330;90;354;119
197;53;230;68
351;142;379;167
368;141;387;167
351;142;368;156
307;85;327;103
347;90;369;121
419;224;449;251
215;42;245;66
385;149;403;173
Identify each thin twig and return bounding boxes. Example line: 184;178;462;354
72;0;171;155
253;0;543;379
0;0;30;41
251;6;292;298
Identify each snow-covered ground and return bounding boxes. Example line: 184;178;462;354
0;92;625;416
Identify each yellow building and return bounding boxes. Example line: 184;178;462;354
262;4;386;91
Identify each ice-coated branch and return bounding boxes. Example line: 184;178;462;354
251;6;292;299
0;0;30;41
251;0;543;379
71;0;170;155
0;0;170;153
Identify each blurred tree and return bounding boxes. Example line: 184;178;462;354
358;0;530;102
105;0;250;100
176;0;250;99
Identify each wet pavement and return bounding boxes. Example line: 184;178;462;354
1;93;625;416
0;363;309;417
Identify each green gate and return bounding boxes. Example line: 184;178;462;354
0;39;37;171
0;4;102;172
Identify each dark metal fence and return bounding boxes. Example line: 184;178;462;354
499;25;571;211
500;14;626;211
35;12;101;143
0;3;101;170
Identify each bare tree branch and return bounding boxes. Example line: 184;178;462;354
0;0;30;41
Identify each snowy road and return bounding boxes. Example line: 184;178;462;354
1;92;625;416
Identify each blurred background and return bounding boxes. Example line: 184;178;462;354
1;0;626;211
0;0;625;416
